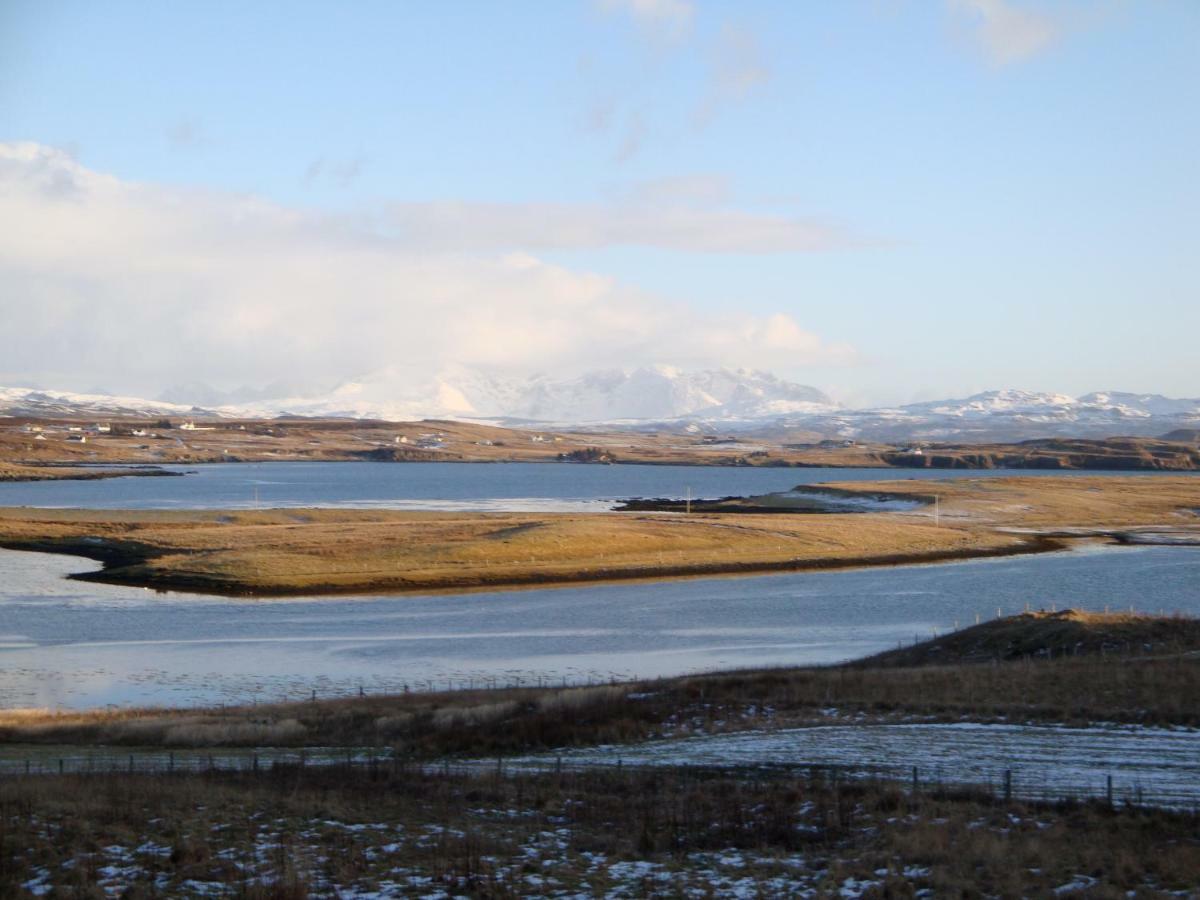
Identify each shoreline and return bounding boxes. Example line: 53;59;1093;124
6;454;1200;472
3;531;1072;598
0;463;182;483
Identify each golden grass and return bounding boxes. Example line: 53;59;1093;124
0;475;1197;595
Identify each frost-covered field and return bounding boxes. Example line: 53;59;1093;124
7;766;1197;898
503;722;1200;808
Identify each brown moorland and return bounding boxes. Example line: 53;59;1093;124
4;416;1199;471
0;475;1196;596
4;765;1197;898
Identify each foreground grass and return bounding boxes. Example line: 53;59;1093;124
4;612;1199;756
1;475;1197;596
2;765;1197;898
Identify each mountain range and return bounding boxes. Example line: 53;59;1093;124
2;369;1198;443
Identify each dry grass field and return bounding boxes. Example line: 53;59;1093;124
2;764;1197;898
0;475;1196;595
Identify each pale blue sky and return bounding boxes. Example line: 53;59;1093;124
1;0;1197;404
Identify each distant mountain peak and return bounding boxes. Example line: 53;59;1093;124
2;377;1197;443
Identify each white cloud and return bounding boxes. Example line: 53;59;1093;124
949;0;1060;65
696;24;772;126
385;195;856;253
596;0;694;42
0;143;854;396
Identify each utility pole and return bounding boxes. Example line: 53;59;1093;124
686;485;692;515
934;494;939;527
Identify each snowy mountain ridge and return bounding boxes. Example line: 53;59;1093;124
1;373;1198;441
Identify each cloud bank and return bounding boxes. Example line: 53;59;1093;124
0;143;854;397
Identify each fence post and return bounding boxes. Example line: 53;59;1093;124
58;759;64;775
1106;774;1114;808
1004;769;1012;802
911;766;919;795
253;752;259;774
168;752;174;774
129;754;134;775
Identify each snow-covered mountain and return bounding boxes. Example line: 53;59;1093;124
2;377;1197;442
787;390;1200;442
229;366;837;423
0;386;208;419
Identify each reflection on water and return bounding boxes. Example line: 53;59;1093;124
1;543;1197;710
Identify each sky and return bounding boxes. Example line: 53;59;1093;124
1;0;1197;407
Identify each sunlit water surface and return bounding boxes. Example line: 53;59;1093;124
1;543;1196;710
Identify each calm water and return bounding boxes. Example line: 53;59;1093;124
0;543;1196;710
0;461;1177;512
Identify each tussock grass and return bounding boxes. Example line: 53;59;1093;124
430;701;518;730
0;764;1196;897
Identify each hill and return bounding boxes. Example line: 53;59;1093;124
858;609;1200;667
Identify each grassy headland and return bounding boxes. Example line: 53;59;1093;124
0;461;177;482
0;475;1196;596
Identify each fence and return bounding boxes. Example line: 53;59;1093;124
0;749;1194;811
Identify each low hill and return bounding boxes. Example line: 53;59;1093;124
858;609;1200;667
1161;428;1200;444
881;436;1200;470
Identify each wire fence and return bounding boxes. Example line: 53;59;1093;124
0;749;1195;812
